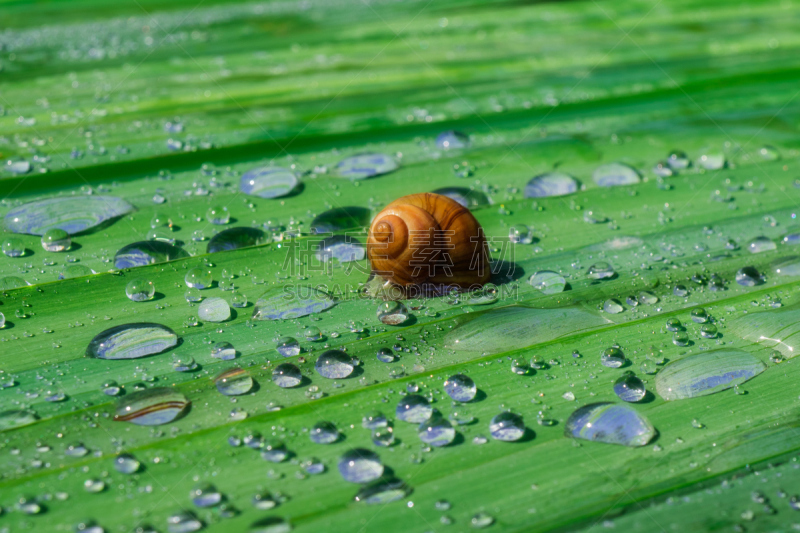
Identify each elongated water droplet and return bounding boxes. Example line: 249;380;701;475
207;227;267;253
5;196;134;235
655;349;766;400
336;153;398;179
113;453;140;474
240;166;299;199
524;171;579;198
431;186;491;208
0;409;38;430
191;483;222;508
747;236;776;254
354;480;410;504
86;323;178;360
114;241;189;269
593;162;640;187
565;403;655;447
114;388;190;426
167;510;203;533
315;235;365;263
254;287;335;320
528;270;566;294
249;517;291;533
436;130;469;150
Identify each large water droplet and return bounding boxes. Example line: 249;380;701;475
4;196;134;235
198;297;231;323
419;412;456;447
445;307;607;354
272;363;302;388
338;448;384;483
524;172;579;198
215;368;253;396
592;163;640;187
735;266;764;286
310;206;371;233
114;241;189;269
207;227;267;253
528;270;566;294
253;287;335;320
565;403;655;447
728;306;800;358
613;373;646;402
655;349;766;400
0;276;28;290
443;374;477;402
86;323;178;360
310;421;339;444
747;236;776;254
336;153;398;179
41;228;71;252
396;395;432;423
315;350;354;379
489;412;525;441
114;388;190;426
167;510;203;533
0;409;38;430
240;166;299;199
113;453;141;474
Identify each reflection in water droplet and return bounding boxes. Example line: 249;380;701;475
586;262;615;280
114;241;189;269
377;301;409;325
436;130;470;149
207;227;267;253
444;374;477;402
529;270;566;294
613;373;646;402
253;287;335;320
310;421;339;444
565;403;655;447
747;236;776;254
471;512;495;529
167;510;203;533
272;363;302;388
336;153;398;180
113;453;141;474
215;368;253;396
736;266;764;286
249;517;292;533
185;268;212;289
419;413;456;447
0;276;28;290
86;323;178;360
431;187;491;208
114;388;190;426
126;279;155;302
489;412;525;441
601;347;626;368
655;349;766;400
355;480;411;504
211;341;236;360
240;166;299;199
198;297;230;323
593;163;640;187
315;235;365;263
338;448;384;483
4;196;134;235
191;483;222;508
315;350;354;379
0;409;39;430
311;206;371;233
524;171;579;198
396;395;432;423
41;228;71;252
275;336;301;357
59;264;95;279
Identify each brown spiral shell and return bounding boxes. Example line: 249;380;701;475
367;192;490;289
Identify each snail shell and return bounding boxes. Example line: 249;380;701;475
367;192;490;289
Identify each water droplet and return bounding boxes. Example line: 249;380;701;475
206;206;230;225
41;228;71;252
377;301;409;325
0;276;28;290
471;512;495;528
114;241;189;269
586;262;615;280
593;162;640;187
126;279;155;302
167;510;203;533
601;347;626;368
690;308;709;323
211;341;236;360
489;412;525;441
4;196;134;235
565;402;655;447
338;448;384;483
509;224;534;244
444;373;477;402
0;409;38;430
667;150;690;169
59;263;95;279
736;266;764;286
253;287;335;320
603;299;624;314
431;186;491;208
198;297;230;323
315;350;353;379
655;349;765;400
613;373;646;402
436;130;470;150
396;395;432;423
114;388;190;426
524;171;579;198
354;479;410;504
185;268;213;289
207;227;267;253
261;440;288;462
249;517;291;533
275;336;301;357
86;323;178;359
747;236;776;254
2;236;25;257
372;427;395;447
191;483;222;508
315;235;365;263
310;421;339;444
698;152;725;170
528;270;566;294
215;368;253;396
310;206;371;233
419;412;456;447
113;453;140;474
272;363;302;388
240;166;299;199
700;324;718;338
336;153;398;179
